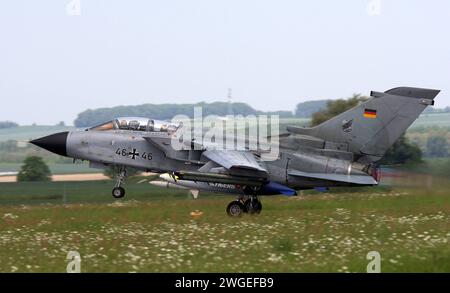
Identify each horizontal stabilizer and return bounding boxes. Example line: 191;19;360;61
289;170;378;185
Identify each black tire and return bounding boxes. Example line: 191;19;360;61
226;201;245;217
244;199;262;215
112;187;125;198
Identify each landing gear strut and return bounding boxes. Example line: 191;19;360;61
112;167;126;199
226;194;262;217
244;196;262;215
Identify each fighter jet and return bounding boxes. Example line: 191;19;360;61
30;87;439;216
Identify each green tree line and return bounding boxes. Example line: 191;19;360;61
0;121;19;129
74;102;295;127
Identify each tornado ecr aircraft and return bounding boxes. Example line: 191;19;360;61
31;87;439;216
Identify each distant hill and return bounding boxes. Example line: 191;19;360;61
74;102;294;127
295;100;330;118
0;125;75;143
72;98;448;127
422;106;450;114
0;121;19;129
294;101;448;118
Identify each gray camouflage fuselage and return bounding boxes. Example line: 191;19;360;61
31;87;440;197
67;129;366;191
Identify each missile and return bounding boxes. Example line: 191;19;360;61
153;173;296;197
150;175;200;198
159;173;241;194
149;180;189;190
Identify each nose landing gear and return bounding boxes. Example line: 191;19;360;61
112;186;125;198
112;167;126;199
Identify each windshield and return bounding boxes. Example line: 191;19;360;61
116;117;149;131
150;119;180;133
89;120;117;131
88;117;180;133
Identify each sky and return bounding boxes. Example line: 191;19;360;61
0;0;449;125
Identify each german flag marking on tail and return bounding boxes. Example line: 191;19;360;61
364;109;377;119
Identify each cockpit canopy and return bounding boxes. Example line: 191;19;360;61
89;117;180;133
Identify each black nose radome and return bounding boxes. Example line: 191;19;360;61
30;131;69;157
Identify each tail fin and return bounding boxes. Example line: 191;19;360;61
287;87;440;163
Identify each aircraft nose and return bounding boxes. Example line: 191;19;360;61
30;131;69;157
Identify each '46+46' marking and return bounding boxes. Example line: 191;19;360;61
115;148;152;160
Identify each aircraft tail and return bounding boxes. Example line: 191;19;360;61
287;87;440;163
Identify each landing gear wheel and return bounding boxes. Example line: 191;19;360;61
226;201;246;217
244;199;262;215
112;166;127;199
112;187;125;199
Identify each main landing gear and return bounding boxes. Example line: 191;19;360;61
226;195;262;217
112;167;126;199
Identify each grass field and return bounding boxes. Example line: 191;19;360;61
0;176;449;273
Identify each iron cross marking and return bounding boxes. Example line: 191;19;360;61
129;148;140;160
